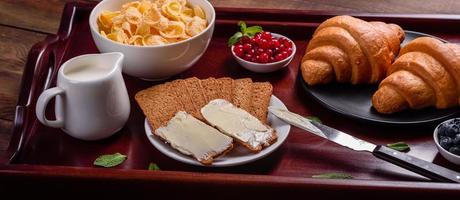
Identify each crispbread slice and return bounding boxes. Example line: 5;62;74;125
135;85;163;130
201;77;221;102
170;79;201;119
184;77;207;120
135;82;184;132
217;77;234;103
232;78;253;112
250;82;273;123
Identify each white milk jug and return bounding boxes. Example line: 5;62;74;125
36;52;130;140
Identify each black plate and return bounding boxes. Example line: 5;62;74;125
300;31;459;125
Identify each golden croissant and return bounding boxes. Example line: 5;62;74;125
301;15;405;85
372;37;460;114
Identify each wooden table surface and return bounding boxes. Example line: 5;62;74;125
1;0;460;158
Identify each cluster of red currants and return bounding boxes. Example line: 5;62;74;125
233;31;293;63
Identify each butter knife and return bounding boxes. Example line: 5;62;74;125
268;107;460;183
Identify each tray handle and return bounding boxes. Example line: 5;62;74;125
5;34;61;164
3;1;87;164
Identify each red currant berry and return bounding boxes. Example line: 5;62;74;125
275;53;284;61
273;47;280;53
233;46;244;57
248;48;256;56
286;47;293;55
283;40;292;48
266;49;274;56
271;39;280;48
257;48;265;55
250;37;259;45
241;36;250;44
261;31;272;40
279;44;286;51
244;53;253;61
259;39;270;49
270;56;275;62
258;53;269;63
281;51;289;58
243;43;252;52
278;37;286;43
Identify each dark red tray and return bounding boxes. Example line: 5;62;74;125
1;1;460;197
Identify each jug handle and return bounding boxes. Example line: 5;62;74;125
36;87;65;128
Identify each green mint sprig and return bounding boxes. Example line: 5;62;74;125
387;142;410;152
227;21;263;47
148;162;160;171
305;116;322;123
93;152;127;168
312;172;353;179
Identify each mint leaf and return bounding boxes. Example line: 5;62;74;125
148;162;160;171
238;21;247;34
93;153;127;168
228;31;243;47
244;25;263;37
387;142;410;152
228;21;263;46
312;172;353;179
305;116;322;123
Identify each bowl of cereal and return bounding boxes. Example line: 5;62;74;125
89;0;215;80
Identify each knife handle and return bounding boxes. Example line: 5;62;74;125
372;145;460;183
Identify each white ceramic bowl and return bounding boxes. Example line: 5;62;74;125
231;33;296;73
433;118;460;165
89;0;215;80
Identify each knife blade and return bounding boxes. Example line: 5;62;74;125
269;107;460;183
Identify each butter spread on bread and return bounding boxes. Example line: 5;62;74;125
201;99;277;152
155;111;233;165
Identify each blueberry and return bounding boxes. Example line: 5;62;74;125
452;118;460;125
454;134;460;145
439;136;453;150
441;120;460;137
438;123;450;136
448;146;460;156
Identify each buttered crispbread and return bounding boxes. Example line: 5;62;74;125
136;77;277;158
135;77;273;131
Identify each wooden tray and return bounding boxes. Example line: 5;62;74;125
1;1;460;197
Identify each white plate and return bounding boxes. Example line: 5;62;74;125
144;95;291;167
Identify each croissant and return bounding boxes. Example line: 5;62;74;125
301;15;405;85
372;37;460;114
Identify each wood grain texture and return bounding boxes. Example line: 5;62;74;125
211;0;460;14
0;119;12;155
0;119;12;148
0;25;46;121
1;0;460;34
